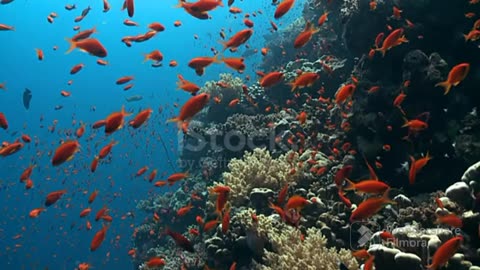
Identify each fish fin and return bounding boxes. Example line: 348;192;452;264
343;178;356;191
435;81;452;95
65;38;76;54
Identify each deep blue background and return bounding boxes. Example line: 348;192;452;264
0;0;301;269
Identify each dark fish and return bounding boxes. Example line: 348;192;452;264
228;0;234;6
23;88;32;110
54;105;63;110
125;95;143;102
165;228;194;252
81;6;91;17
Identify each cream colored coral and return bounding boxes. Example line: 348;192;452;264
256;226;359;270
217;148;300;206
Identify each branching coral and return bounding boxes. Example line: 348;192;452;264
215;148;300;206
256;226;359;270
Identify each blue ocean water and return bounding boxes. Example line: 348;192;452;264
0;0;301;269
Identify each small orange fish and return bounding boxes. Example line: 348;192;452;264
317;12;329;27
66;38;107;58
259;71;284;87
350;190;395;222
146;257;165;267
29;208;45;218
274;0;295;19
177;203;194;216
426;236;463;270
104;106;131;134
51;140;80;166
376;28;408;57
291;72;320;91
90;225;108;251
435;213;463;228
35;48;44;60
294;21;319;48
285;195;310;211
45;190;67;207
70;63;84;74
129;108;152;128
435;63;470;95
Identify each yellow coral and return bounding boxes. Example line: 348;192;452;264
216;148;300;206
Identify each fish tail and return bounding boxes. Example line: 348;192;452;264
213;53;222;64
375;47;386;57
65;38;76;54
288;82;297;92
382;188;396;205
435;81;452;95
217;0;224;7
175;0;184;8
343;178;355;191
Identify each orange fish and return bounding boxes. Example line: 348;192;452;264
222;29;253;51
104;106;131;134
414;152;432;172
177;74;200;95
0;139;24;157
177;203;194;216
90;156;99;172
0;23;14;31
98;140;118;159
45;190;67;207
90;225;108;251
144;50;163;63
146;257;166;267
71;27;97;42
188;55;221;76
285;195;310;211
229;98;240;107
0;82;6;90
88;190;98;204
289;72;319;91
335;83;356;104
259;71;284;87
80;208;92;218
317;12;329;26
136;166;148;176
51;140;80;166
129;108;152;128
0;112;8;129
124;19;139;26
402;118;428;133
167;93;210;129
244;18;254;27
149;22;165;32
435;63;470;95
203;219;219;232
66;38;107;58
70;63;84;74
349;190;395;222
222;57;245;72
103;0;111;12
274;0;295;19
426;236;463;270
294;21;319;48
20;164;35;182
376;28;408;57
125;0;134;17
167;172;189;185
116;76;134;85
222;206;231;234
35;48;44;60
344;179;390;195
435;213;463;228
29;208;45;218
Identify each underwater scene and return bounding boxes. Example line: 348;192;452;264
1;0;480;269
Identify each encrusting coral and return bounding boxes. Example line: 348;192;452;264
214;148;301;207
255;226;359;270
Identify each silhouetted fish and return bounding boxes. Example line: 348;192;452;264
54;105;63;110
125;95;143;102
23;88;32;110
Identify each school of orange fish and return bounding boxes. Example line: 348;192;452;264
1;0;479;269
